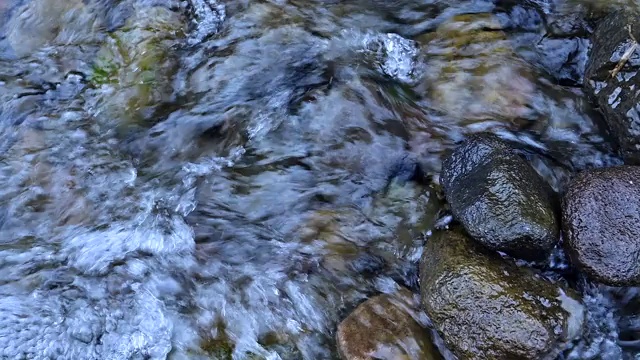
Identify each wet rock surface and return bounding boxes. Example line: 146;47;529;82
87;5;185;133
562;166;640;286
441;133;559;260
585;11;640;164
336;288;442;360
420;229;584;360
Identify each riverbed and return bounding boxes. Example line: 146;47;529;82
0;0;638;359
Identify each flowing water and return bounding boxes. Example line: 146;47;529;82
0;0;638;359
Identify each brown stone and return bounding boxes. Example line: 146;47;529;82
337;289;442;360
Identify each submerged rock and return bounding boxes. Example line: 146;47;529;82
440;133;559;260
5;0;98;57
420;230;584;360
584;11;640;164
417;13;537;123
562;166;640;286
88;5;185;131
337;289;442;360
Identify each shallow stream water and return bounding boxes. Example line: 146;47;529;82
0;0;638;359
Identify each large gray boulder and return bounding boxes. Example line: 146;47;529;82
584;11;640;164
562;166;640;286
440;133;559;260
336;289;442;360
420;230;584;360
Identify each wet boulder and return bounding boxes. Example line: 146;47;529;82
440;133;559;260
584;11;640;164
562;166;640;286
337;289;442;360
200;335;302;360
87;5;185;132
420;230;585;360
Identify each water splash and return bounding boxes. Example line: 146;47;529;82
187;0;226;45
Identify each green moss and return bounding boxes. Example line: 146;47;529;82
201;337;234;359
420;230;582;359
86;6;185;130
200;336;284;360
198;322;293;360
89;57;119;85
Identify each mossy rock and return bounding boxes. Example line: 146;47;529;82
419;230;584;360
88;6;185;131
200;332;302;360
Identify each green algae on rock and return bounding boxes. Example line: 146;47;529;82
420;230;584;360
199;327;303;360
88;5;186;131
337;288;442;360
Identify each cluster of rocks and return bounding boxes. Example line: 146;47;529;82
335;9;640;360
336;117;640;358
574;9;640;287
426;126;640;359
337;133;640;359
584;11;640;165
439;133;640;289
